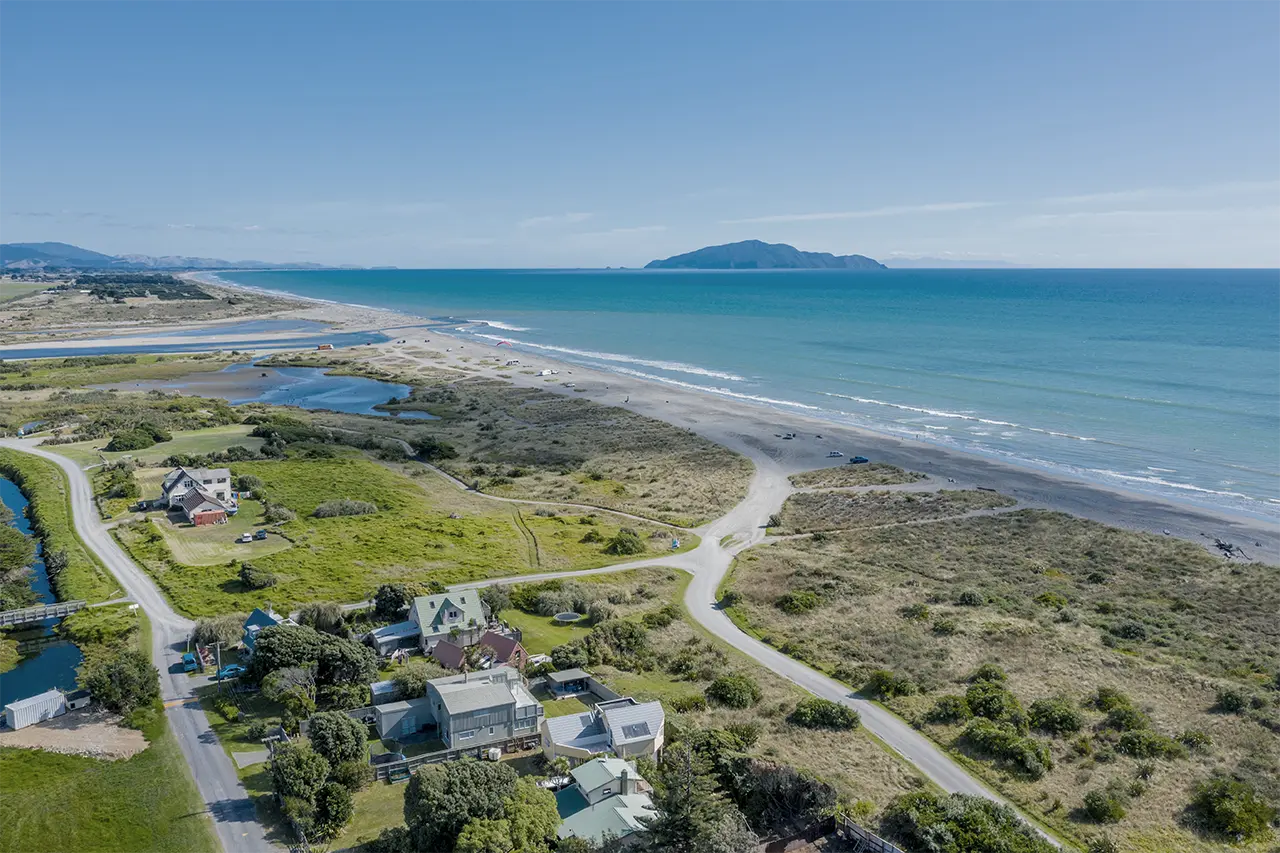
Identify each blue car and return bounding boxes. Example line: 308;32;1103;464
182;653;199;673
215;664;247;680
849;456;870;465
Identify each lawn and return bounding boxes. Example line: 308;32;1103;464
115;457;692;617
0;711;217;853
724;508;1280;852
529;686;594;718
49;424;265;469
503;610;593;654
151;501;291;566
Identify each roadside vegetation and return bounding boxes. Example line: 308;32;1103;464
724;502;1280;852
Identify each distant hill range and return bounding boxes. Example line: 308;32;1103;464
645;240;885;270
1;242;347;272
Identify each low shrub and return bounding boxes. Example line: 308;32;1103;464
240;562;277;589
669;695;708;713
966;681;1027;729
969;663;1008;684
1083;785;1128;824
962;718;1052;778
865;669;918;700
705;673;763;709
1029;695;1084;735
1090;686;1131;711
1116;730;1186;760
1104;706;1150;732
955;589;985;606
641;604;681;630
776;589;822;614
790;697;861;730
932;617;958;636
1214;687;1249;714
900;602;930;621
927;694;973;724
1188;776;1277;841
1178;729;1213;751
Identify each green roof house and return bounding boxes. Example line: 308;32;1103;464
409;588;486;652
556;757;655;846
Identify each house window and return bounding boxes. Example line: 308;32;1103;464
489;727;494;735
457;730;475;740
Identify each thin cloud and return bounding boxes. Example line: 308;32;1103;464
578;225;667;237
1016;206;1280;227
720;201;997;225
518;212;594;228
1046;180;1280;205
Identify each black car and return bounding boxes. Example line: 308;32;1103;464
849;456;870;464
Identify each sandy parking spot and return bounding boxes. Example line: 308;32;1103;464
0;709;147;760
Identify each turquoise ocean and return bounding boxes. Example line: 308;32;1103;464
217;269;1280;522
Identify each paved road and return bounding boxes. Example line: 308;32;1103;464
460;457;1063;847
0;439;272;853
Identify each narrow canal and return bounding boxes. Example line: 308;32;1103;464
0;477;83;707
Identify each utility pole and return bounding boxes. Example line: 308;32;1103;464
213;642;223;693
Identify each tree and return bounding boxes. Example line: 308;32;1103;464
718;756;836;837
505;777;560;853
261;665;318;718
375;582;413;619
317;636;377;687
640;744;726;853
319;682;371;711
249;624;326;679
404;760;518;852
236;474;263;492
298;601;346;636
314;781;355;839
77;647;159;713
192;612;247;649
480;584;511;620
308;710;368;767
239;562;277;589
393;657;448;700
704;674;762;709
1188;776;1276;841
271;742;331;802
456;818;512;853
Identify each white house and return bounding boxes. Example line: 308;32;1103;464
155;466;234;525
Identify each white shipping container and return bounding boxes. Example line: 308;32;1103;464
4;688;67;730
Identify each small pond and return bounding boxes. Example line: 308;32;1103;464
93;362;438;420
0;477;84;707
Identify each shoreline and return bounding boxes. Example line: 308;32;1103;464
11;271;1279;556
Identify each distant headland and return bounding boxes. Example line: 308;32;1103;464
645;240;886;270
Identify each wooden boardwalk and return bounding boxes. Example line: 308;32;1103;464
0;599;87;627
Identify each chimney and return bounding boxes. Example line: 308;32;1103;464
620;768;634;796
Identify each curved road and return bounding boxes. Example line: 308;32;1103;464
463;458;1061;846
0;439;271;853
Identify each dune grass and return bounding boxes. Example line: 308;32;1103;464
789;462;927;488
0;352;248;390
725;508;1280;852
775;487;1016;533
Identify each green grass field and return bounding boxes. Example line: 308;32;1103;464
116;457;694;617
0;352;248;389
0;280;52;303
49;424;265;469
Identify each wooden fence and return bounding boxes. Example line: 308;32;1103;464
835;813;905;853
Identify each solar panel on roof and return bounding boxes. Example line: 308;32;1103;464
621;722;650;739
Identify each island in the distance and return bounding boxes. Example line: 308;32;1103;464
645;239;886;270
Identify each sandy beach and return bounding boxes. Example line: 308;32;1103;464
12;275;1280;559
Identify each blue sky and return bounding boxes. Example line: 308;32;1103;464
2;2;1277;267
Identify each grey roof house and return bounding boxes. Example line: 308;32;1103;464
542;696;665;761
555;757;656;846
372;665;544;750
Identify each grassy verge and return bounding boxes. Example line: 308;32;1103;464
0;448;118;601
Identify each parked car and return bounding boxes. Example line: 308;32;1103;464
237;533;253;543
252;529;268;541
182;653;199;673
215;664;247;680
849;456;870;464
827;451;844;458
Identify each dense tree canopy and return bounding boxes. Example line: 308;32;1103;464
308;710;368;767
404;760;518;852
78;647;159;713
